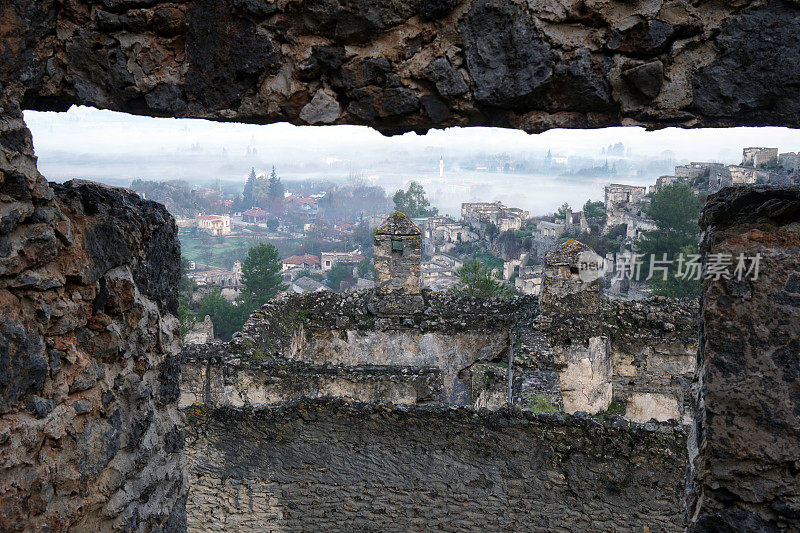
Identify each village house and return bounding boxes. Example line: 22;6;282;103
320;250;364;271
187;261;241;287
461;201;529;232
196;214;231;235
423;215;477;254
241;207;271;224
290;276;329;294
742;147;778;167
281;254;321;271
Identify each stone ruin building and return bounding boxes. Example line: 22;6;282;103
461;201;529;232
2;1;800;531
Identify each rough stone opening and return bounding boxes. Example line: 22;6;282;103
3;0;800;529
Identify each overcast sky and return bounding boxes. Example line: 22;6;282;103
23;106;800;215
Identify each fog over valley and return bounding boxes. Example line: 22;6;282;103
25;106;800;217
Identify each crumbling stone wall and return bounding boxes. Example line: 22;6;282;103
181;341;443;407
185;399;688;532
0;175;186;530
374;211;422;296
603;297;699;423
4;1;800;135
689;185;800;531
229;289;536;404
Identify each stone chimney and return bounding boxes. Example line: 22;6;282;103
373;212;422;295
540;239;602;318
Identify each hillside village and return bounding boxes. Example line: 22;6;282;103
133;146;800;341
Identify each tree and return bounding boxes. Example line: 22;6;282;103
357;257;372;278
197;290;251;341
267;166;284;200
393;181;438;218
353;220;373;250
178;257;197;337
583;200;605;220
449;260;514;298
267;217;279;231
637;181;704;298
326;264;352;291
178;299;196;337
240;243;286;306
243;167;258;207
555;202;571;219
484;221;499;241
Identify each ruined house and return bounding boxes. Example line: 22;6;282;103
461;201;529;232
742;146;779;167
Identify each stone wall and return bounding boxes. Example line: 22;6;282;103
181;341;443;407
603;297;699;423
0;176;186;530
228;289;536;404
689;185;800;530
185;399;688;532
5;1;800;136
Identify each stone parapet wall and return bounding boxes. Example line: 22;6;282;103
185;399;688;532
689;185;800;530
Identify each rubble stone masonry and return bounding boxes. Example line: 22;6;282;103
184;399;688;532
689;185;800;530
0;172;186;529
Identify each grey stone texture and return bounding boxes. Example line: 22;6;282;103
689;185;800;531
181;341;443;407
538;240;610;414
5;1;800;135
603;297;699;424
185;399;688;532
374;212;422;296
0;171;186;529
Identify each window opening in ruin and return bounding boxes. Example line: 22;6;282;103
24;106;800;305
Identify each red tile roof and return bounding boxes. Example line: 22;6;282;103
282;254;321;267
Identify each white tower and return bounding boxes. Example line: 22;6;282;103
439;156;444;178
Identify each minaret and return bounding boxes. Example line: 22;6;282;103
439;156;444;178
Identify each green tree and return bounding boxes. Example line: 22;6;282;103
393;181;438;218
583;199;605;220
197;290;251;341
356;257;372;278
353;220;373;250
178;299;196;337
267;217;279;231
555;202;571;219
243;167;258;207
326;264;352;291
449;260;514;298
637;181;704;298
267;166;284;200
240;243;286;306
178;257;197;337
484;221;499;241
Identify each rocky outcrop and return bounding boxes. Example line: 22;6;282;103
690;186;800;531
4;1;800;134
0;156;186;529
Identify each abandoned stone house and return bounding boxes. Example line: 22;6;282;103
3;1;800;531
462;201;529;232
422;215;476;255
742;146;779;167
